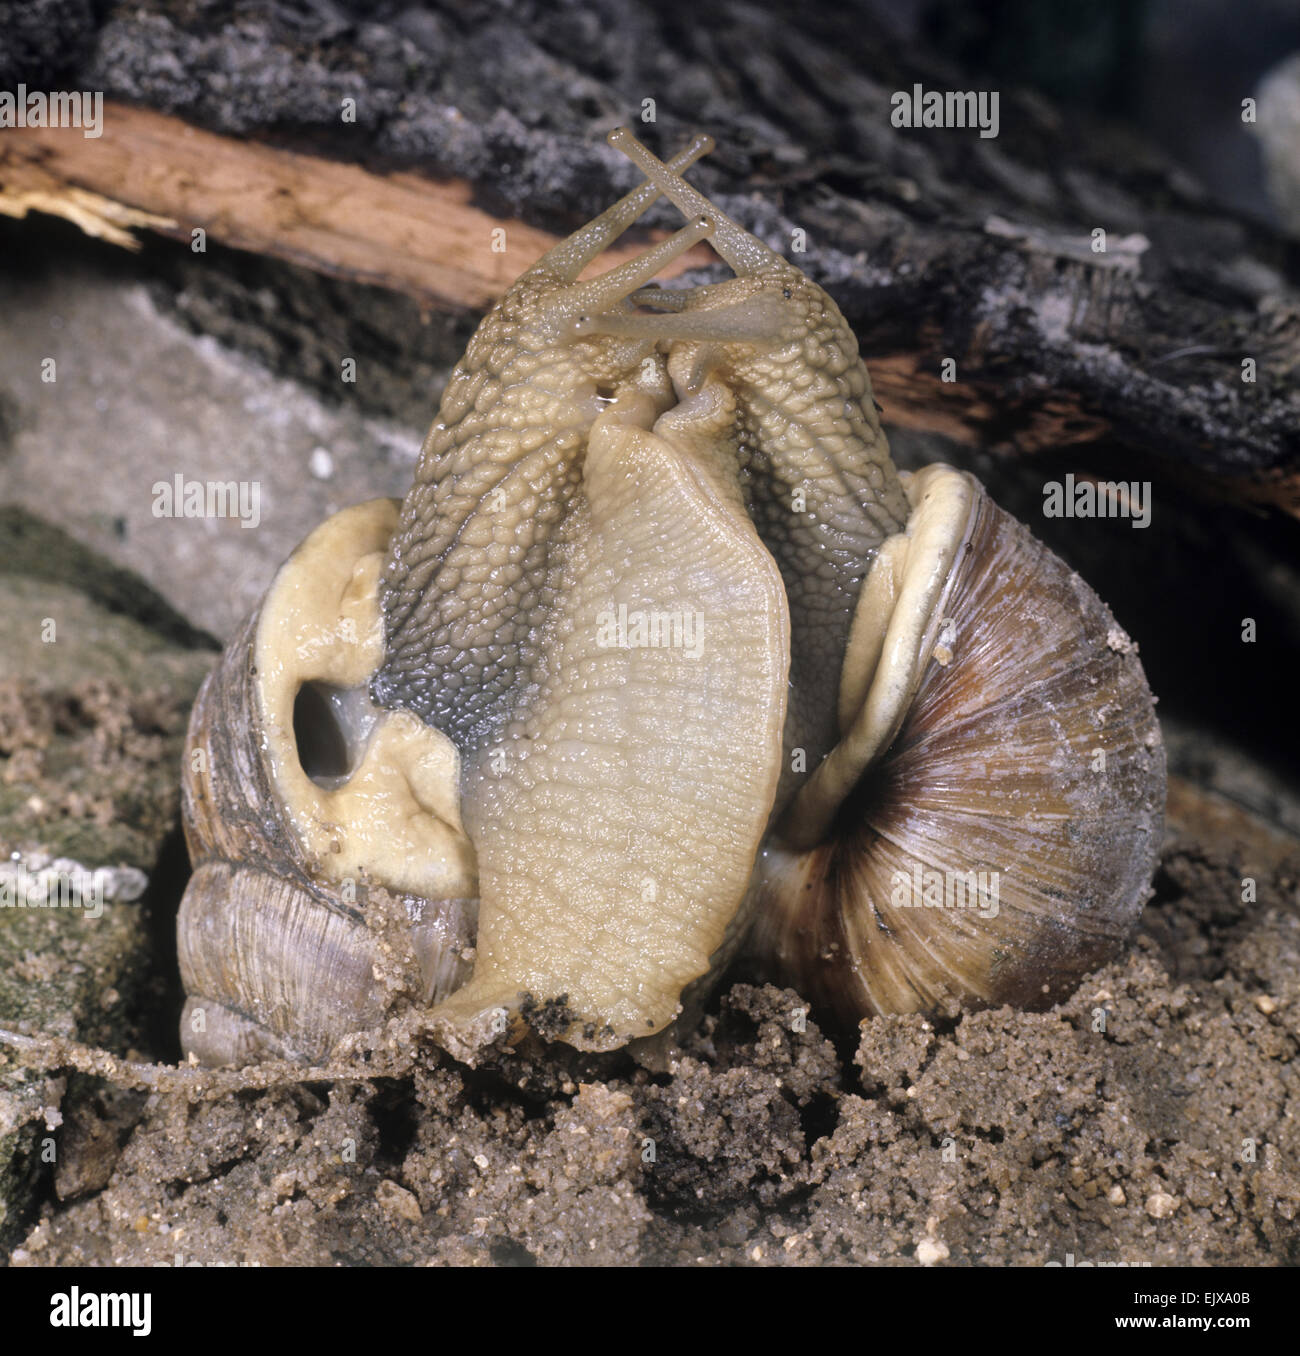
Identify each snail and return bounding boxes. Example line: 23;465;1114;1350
176;129;1165;1066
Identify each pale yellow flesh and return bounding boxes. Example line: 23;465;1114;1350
780;465;979;850
254;499;477;902
431;390;791;1052
580;130;912;794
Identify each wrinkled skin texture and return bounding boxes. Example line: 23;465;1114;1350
370;131;912;1051
576;129;911;790
374;137;716;754
432;380;791;1052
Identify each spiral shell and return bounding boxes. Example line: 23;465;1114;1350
748;475;1166;1027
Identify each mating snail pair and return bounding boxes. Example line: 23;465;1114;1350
177;130;1165;1066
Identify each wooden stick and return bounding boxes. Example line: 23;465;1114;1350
0;101;713;310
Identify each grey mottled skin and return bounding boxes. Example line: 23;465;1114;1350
377;127;910;796
372;139;712;754
677;275;908;791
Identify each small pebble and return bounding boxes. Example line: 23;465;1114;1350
376;1179;423;1223
309;447;335;480
916;1237;949;1265
1145;1191;1179;1219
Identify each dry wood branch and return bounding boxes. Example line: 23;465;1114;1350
0;102;712;311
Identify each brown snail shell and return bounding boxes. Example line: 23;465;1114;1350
748;471;1165;1027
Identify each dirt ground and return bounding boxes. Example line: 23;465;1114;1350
5;780;1298;1265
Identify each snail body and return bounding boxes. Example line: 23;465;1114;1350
178;131;1164;1066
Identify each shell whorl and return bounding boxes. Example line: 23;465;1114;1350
749;479;1166;1026
177;503;477;1065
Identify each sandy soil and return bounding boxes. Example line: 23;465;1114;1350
6;830;1298;1265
